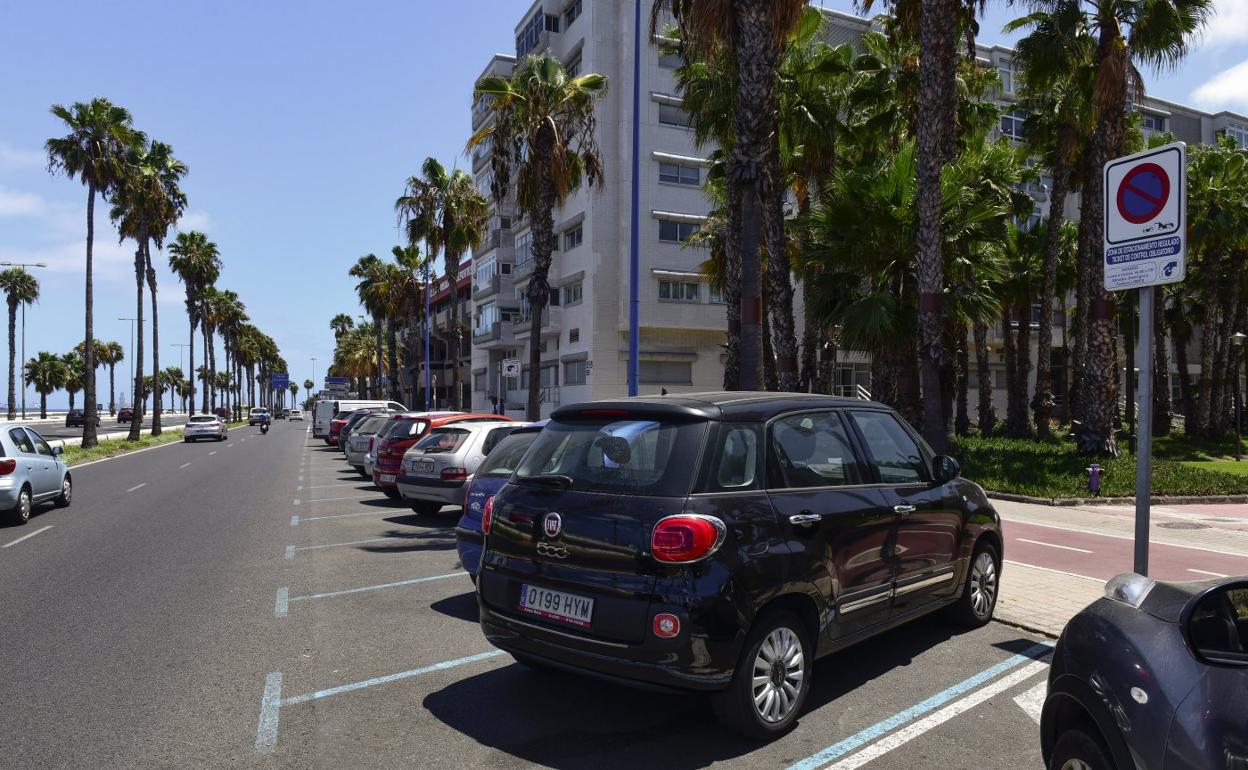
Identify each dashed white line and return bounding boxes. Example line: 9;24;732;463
3;525;53;548
1188;568;1229;578
179;462;191;469
126;483;147;492
1016;538;1093;554
209;451;217;456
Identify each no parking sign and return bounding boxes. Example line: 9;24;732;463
1103;141;1186;291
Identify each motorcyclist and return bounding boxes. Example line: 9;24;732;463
259;409;271;433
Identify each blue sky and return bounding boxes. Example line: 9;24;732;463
1;0;1244;409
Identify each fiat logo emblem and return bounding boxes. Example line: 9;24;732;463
543;512;562;538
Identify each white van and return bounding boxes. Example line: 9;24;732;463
313;398;405;438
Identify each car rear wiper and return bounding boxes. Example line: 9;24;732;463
518;474;575;490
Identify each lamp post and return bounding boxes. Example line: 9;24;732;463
119;317;143;410
1232;333;1246;461
0;261;48;419
311;357;317;393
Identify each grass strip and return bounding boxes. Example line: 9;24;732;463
61;421;247;466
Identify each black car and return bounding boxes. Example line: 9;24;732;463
477;392;1003;738
64;409;100;428
338;408;390;453
1041;573;1248;770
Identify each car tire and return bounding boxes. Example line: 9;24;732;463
184;437;191;443
710;609;812;740
948;540;1000;628
9;486;32;524
54;476;72;508
409;501;442;516
1048;726;1114;770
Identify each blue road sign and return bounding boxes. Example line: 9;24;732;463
271;373;289;390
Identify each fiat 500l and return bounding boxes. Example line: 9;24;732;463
477;392;1003;739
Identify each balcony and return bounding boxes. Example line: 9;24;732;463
472;320;515;349
514;257;536;280
472;270;513;302
514;305;562;339
473;228;514;259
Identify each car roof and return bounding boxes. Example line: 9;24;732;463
428;420;515;433
550;391;890;422
430;412;516;426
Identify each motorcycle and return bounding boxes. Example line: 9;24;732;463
260;420;270;435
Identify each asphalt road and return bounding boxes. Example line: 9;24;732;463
9;414;179;440
1;428;1055;769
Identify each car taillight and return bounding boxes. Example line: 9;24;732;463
368;437;375;452
0;458;15;475
651;514;725;564
482;496;494;535
441;467;467;481
184;424;194;430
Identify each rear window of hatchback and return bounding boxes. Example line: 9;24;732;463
413;427;472;454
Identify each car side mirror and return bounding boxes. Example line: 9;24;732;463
1185;581;1248;667
52;445;64;456
933;455;960;484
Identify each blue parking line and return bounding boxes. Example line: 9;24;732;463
787;642;1053;770
280;650;505;707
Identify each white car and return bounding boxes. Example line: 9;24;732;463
396;421;520;515
248;408;269;426
183;415;228;442
288;409;304;421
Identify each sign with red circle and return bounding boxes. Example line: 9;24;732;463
1116;163;1170;225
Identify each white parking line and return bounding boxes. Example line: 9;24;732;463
126;483;147;492
1013;680;1046;725
305;495;371;503
1016;537;1093;554
179;462;191;469
209;451;217;456
1188;568;1229;578
296;510;384;523
285;536;407;556
1003;560;1104;583
3;525;53;548
227;443;234;448
284;572;466;607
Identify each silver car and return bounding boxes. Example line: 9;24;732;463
344;414;396;478
396;421;520;515
1;426;71;524
288;409;304;421
183;414;228;442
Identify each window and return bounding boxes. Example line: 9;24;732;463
563;225;583;250
639;360;692;384
564;0;582;27
1000;109;1028;141
414;427;471;454
8;428;34;454
709;285;724;304
31;432;53;456
771;412;862;488
474;372;486;392
524;364;558;388
658;103;694;127
475;255;497;290
849;411;928;484
545;13;560;32
515;231;533;270
1226;122;1248;149
659;220;699;243
565;52;582;78
564;359;588;385
1141;113;1167;132
659;280;699;301
997;60;1016;94
482;426;518;456
516;11;546;57
659;162;700;186
563;281;583;305
703;424;763;492
659;50;682;69
476;302;499;334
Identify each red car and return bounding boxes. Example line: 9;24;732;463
326;411;352;446
372;412;513;497
117;407;135;424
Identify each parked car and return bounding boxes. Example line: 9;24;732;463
214;406;231;420
64;409;100;428
117;407;135;423
344;413;399;478
313;398;406;440
1041;572;1248;770
326;410;353;447
183;415;228;442
457;421;543;580
373;413;512;498
477;393;1001;739
338;408;391;454
396;421;522;516
1;426;72;524
248;408;270;426
288;409;304;421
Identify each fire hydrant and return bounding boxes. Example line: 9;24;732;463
1086;464;1103;496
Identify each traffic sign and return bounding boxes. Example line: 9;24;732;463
1103;141;1186;291
271;373;289;390
502;359;521;378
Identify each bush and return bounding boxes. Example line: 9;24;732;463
954;435;1248;498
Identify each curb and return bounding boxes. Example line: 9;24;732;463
986;491;1248;507
992;616;1061;640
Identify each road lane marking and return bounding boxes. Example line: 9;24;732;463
127;483;147;492
3;525;52;548
287;572;466;604
227;443;234;447
284;545;296;560
305;495;371;503
1016;537;1093;554
297;510;385;523
179;462;191;469
1000;516;1248;558
1188;568;1229;577
290;515;299;527
826;661;1049;769
254;672;283;754
1004;560;1104;583
282;650;504;707
307;483;369;489
209;451;217;456
292;498;301;506
285;536;407;556
787;642;1052;770
1013;680;1047;725
274;587;289;618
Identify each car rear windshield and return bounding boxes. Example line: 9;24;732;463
413;427;471;454
515;417;707;497
333;411;351;420
189;416;217;423
476;431;540;480
382;418;428;439
356;416;388;434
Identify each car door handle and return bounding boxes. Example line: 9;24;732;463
789;512;822;526
894;504;917;516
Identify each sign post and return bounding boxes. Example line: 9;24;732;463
1103;141;1186;576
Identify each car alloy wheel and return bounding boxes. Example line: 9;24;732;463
1058;761;1094;770
970;551;998;619
751;626;805;723
17;489;31;522
61;479;71;504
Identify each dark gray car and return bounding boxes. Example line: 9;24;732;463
1042;572;1248;769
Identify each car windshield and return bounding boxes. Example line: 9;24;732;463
333;411;351;420
476;431;540;480
383;418;427;439
515;417;707;497
189;416;217;423
413;427;471;454
356;416;387;435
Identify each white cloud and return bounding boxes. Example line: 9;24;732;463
1199;0;1248;49
1193;58;1248;110
0;186;49;217
176;209;211;232
0;141;43;174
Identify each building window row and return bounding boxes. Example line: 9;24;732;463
1225;122;1248;149
659;220;699;243
1000;109;1028;141
564;0;582;27
658;103;694;128
659;161;700;186
659;280;700;302
1141;113;1167;133
563;280;583;305
564;224;583;250
517;10;559;57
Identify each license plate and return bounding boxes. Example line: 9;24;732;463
410;459;434;474
379;474;395;483
518;584;594;628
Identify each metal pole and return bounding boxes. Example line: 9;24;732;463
424;251;432;411
20;303;26;420
1134;285;1154;576
627;0;641;398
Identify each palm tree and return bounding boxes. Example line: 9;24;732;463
289;382;299;404
395;159;488;410
468;54;606;419
168;231;221;417
348;254;387;399
0;268;39;420
62;352;86;410
390;244;427;406
164;366;184;413
329;313;354;341
45;97;141;448
99;341;124;415
25;352;67;419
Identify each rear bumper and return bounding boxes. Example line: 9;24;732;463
396;475;464;505
455;526;483;575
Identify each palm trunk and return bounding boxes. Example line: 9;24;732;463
83;184;99;448
69;390;76;410
108;363;116;416
39;391;46;419
762;307;778;391
386;320;400;402
722;179;743;390
373;314;385;401
447;247;463;411
526;176;557;420
208;329;217;411
1033;162;1069;439
974;319;994;435
6;299;16;421
738;181;764;391
145;243;162;436
188;306;196;416
1002;308;1019;435
762;150;798;392
201;323;209;414
128;239;145;442
955;321;970;437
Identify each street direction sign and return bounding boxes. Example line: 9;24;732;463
502;359;521;378
271;373;289;390
1103;141;1186;291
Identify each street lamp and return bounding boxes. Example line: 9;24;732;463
119;317;144;409
311;357;318;392
1232;332;1246;461
0;261;48;419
